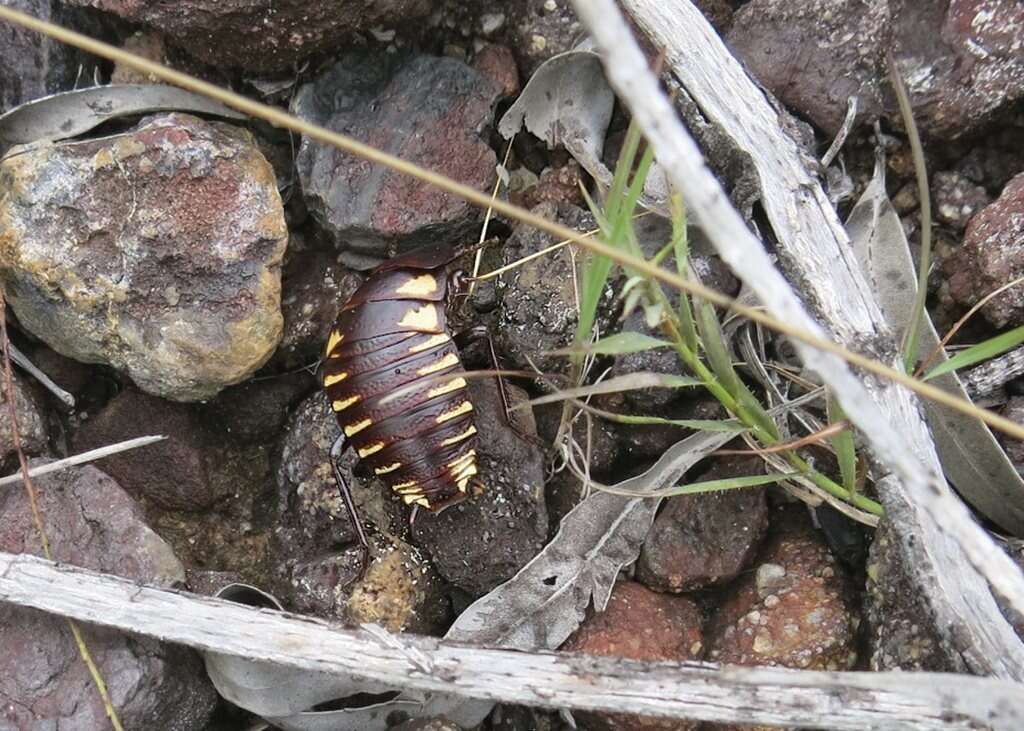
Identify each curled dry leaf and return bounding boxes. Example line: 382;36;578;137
498;48;667;210
201;430;733;729
847;154;1024;535
0;84;247;145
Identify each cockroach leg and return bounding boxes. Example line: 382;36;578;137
329;433;370;579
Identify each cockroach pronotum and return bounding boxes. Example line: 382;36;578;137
321;243;500;571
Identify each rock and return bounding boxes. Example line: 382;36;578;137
637;458;769;593
412;379;548;596
0;0;103;114
562;581;703;731
514;159;586;210
706;507;858;671
277;246;363;368
0;113;288;401
289;537;449;635
865;517;970;672
272;392;449;632
728;0;1024;139
957;125;1024;191
613;396;729;463
273;390;408;555
72;389;223;512
27;344;116;412
489;705;563;731
932;170;991;230
0;462;217;730
509;0;584;77
110;32;169;85
496;201;619;376
0;372;48;462
472;43;520;99
534;400;620;476
726;0;890;136
391;718;466;731
66;0;436;73
948;172;1024;327
206;370;315;444
294;51;500;269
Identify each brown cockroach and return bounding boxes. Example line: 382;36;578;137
321;243;500;570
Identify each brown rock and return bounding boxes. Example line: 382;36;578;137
516;160;586;209
638;458;769;593
728;0;1024;139
66;0;437;73
73;389;221;512
0;462;217;730
948;172;1024;327
509;0;584;77
562;581;703;731
472;43;521;99
0;113;288;401
707;507;858;671
294;51;500;270
1001;396;1024;479
110;32;168;85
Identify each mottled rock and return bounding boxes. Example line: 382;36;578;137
289;537;449;635
0;462;217;730
865;517;969;672
534;399;620;476
472;43;520;99
66;0;436;73
272;391;449;631
412;380;548;596
514;159;586;210
277;246;363;368
933;170;991;230
562;581;703;731
707;507;858;671
496;201;619;375
509;0;584;77
391;718;466;731
294;51;499;269
948;172;1024;327
110;32;169;85
0;372;48;462
0;113;288;401
958;126;1024;191
489;705;563;731
726;0;890;136
0;0;103;114
614;396;730;463
728;0;1024;139
73;389;223;512
638;458;769;593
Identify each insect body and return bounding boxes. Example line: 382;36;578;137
322;244;486;568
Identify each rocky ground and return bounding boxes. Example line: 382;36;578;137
0;1;1022;730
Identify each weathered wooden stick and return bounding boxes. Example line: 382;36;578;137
2;552;1022;731
579;0;1024;678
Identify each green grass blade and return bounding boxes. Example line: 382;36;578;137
924;325;1024;381
695;300;739;396
670;193;699;352
597;471;793;498
566;398;746;432
827;392;857;494
555;331;673;355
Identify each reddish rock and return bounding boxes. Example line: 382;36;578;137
517;160;586;210
638;458;769;593
726;0;890;136
0;113;288;401
0;462;216;730
728;0;1024;139
948;173;1024;327
294;51;500;270
706;507;858;671
562;581;703;731
472;43;520;99
66;0;436;73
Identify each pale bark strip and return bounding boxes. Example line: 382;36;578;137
2;553;1023;731
574;0;1024;677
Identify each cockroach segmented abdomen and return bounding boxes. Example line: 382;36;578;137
322;246;483;513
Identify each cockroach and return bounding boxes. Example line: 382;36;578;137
321;243;500;571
